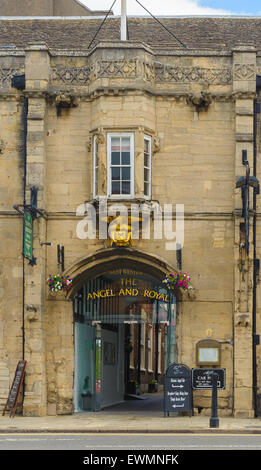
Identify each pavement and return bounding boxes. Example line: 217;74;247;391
1;393;261;434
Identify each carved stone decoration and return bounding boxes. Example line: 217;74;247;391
0;67;25;86
25;305;39;322
51;65;94;85
186;91;212;111
54;93;79;116
233;64;256;81
0;139;6;154
235;312;250;327
152;136;160;154
50;61;233;86
97;60;137;78
54;93;79;107
86;136;92;153
143;62;155;82
155;64;232;84
96;132;105;145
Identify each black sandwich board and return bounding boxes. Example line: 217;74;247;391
164;363;192;416
192;368;226;390
2;360;27;418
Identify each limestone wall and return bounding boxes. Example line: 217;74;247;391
0;41;260;417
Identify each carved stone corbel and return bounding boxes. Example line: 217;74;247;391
86;135;92;153
0;139;6;154
54;93;80;116
152;135;160;154
96;132;105;145
25;305;39;322
186;91;212;112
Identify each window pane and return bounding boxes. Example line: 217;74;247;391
144;139;149;153
95;141;99;166
144;182;149;196
122;167;130;180
111;137;120;151
122;152;130;165
112;181;120;194
121;137;130;151
122;181;130;194
144;153;149;168
112;167;120;180
111;152;120;165
95;168;98;195
144;168;149;182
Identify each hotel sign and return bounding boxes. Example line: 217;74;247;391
23;212;33;261
86;277;169;302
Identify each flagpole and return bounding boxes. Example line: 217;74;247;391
121;0;127;40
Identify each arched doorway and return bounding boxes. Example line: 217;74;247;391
66;248;180;412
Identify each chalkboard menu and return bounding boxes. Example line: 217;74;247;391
164;363;192;416
2;361;27;418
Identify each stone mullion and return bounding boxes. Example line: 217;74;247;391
233;45;256;418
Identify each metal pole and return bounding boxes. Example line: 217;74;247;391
121;0;127;40
253;99;259;417
155;300;159;383
210;372;219;428
137;322;141;387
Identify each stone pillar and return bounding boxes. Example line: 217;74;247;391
233;45;256;418
23;44;50;416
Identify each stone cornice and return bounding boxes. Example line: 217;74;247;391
0;87;255;104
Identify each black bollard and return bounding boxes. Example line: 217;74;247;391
210;372;219;428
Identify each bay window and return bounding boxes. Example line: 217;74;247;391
93;131;152;200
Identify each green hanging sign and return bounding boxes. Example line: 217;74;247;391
23;212;33;261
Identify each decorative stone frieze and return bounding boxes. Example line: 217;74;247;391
154;64;232;84
51;65;94;85
0;67;24;86
50;60;232;86
97;59;137;78
233;63;256;81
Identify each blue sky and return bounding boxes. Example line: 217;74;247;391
82;0;261;16
200;0;261;14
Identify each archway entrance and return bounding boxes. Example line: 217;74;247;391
72;260;178;413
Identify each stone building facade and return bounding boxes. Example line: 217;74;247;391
0;13;261;418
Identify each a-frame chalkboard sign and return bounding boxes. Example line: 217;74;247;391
2;360;26;418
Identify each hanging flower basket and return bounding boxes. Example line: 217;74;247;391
47;274;72;292
163;272;192;291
